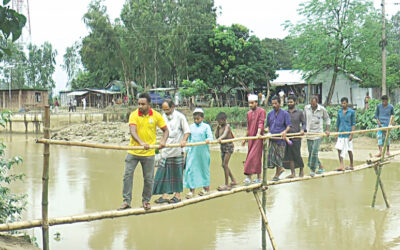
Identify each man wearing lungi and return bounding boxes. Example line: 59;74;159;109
153;99;190;204
284;95;305;178
266;96;291;181
304;96;331;177
335;97;356;171
242;94;266;184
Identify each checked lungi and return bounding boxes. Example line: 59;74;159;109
152;155;184;195
267;141;286;169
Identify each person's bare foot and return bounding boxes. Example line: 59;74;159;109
299;168;304;177
286;174;296;179
142;201;151;210
375;153;382;157
386;151;391;156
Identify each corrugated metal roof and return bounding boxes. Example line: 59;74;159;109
67;91;88;96
271;70;308;86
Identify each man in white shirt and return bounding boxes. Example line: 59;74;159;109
279;90;285;105
304;96;331;177
152;99;190;204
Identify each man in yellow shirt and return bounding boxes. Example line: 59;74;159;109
119;93;169;210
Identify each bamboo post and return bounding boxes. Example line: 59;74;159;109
261;140;268;249
254;191;277;250
42;106;50;250
371;115;394;208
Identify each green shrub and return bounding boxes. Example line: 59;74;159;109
0;110;26;224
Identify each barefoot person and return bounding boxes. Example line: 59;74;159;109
304;96;331;177
184;108;213;198
375;95;394;156
335;97;355;171
266;96;291;181
285;95;305;178
242;94;266;184
152;100;190;204
215;112;237;191
119;93;169;211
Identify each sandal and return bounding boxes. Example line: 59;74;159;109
154;197;170;204
345;166;354;170
272;176;280;181
252;179;262;184
198;190;208;196
230;181;238;186
186;192;193;199
117;202;131;210
142;201;151;210
168;196;181;204
217;185;231;191
336;167;345;171
243;178;252;186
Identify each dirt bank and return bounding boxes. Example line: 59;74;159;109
0;234;39;250
51;122;400;163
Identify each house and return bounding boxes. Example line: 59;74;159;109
308;68;372;108
59;88;121;108
271;69;373;108
0;88;48;110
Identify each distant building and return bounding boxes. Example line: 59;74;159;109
271;69;373;108
0;88;48;110
59;88;121;108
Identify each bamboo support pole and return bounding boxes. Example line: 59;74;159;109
254;191;277;250
42;106;50;250
261;142;268;250
0;154;397;232
371;115;394;208
35;126;400;151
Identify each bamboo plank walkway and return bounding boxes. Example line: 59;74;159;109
0;150;397;232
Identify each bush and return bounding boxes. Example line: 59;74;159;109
0;110;26;224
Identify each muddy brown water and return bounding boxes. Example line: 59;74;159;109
3;134;400;250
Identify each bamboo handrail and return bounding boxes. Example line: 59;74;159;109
1;151;398;232
35;125;400;151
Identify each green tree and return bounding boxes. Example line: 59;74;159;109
285;0;380;105
25;42;57;90
197;24;275;106
62;41;82;87
0;0;26;59
261;38;293;69
80;0;120;89
0;42;26;89
386;12;400;89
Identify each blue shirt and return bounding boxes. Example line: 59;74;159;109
375;104;394;126
336;108;356;138
266;109;291;142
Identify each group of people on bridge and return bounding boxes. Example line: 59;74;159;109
118;92;394;210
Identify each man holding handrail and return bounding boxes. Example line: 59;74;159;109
119;93;169;211
304;96;331;177
375;95;394;157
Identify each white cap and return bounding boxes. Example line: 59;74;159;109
193;108;204;114
248;94;258;101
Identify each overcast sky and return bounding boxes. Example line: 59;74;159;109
23;0;399;94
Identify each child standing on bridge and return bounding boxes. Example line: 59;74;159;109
184;108;213;198
215;112;237;191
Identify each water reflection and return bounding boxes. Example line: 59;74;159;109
3;134;400;250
